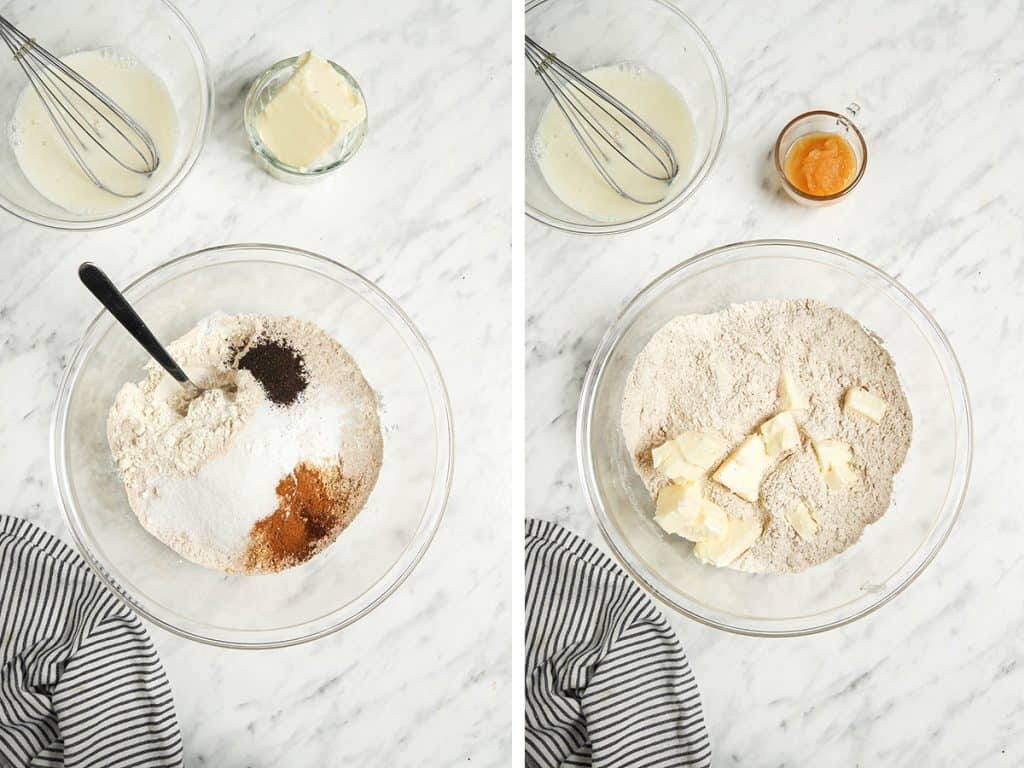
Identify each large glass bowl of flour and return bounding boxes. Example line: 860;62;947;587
0;0;213;230
52;244;453;648
525;0;728;234
578;240;972;636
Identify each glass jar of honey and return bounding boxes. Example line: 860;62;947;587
774;104;866;206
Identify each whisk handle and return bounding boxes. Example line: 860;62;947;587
78;262;192;386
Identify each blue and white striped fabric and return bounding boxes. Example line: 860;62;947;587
0;515;182;768
526;519;711;768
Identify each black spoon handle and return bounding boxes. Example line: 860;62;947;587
78;262;193;387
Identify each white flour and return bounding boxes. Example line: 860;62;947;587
107;313;382;572
621;299;913;573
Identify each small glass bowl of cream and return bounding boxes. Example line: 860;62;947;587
244;52;367;183
774;104;867;206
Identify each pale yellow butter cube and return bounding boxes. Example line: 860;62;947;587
844;387;888;423
655;481;703;524
759;412;801;456
785;500;818;540
824;461;858;490
655;483;731;543
651;440;703;482
693;514;763;567
655;482;711;541
675;431;728;470
255;51;367;169
712;435;771;502
812;439;857;490
812;439;852;468
665;507;726;543
698;499;730;538
779;369;810;411
650;440;676;469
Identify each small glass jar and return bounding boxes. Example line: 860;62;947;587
774;103;866;206
243;55;368;184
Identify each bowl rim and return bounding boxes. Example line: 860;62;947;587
524;0;729;235
0;0;215;231
50;243;455;649
576;238;973;636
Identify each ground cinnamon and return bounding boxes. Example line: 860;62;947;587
245;461;356;571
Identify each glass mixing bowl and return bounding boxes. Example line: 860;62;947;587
52;245;453;648
525;0;727;234
0;0;213;230
578;240;971;636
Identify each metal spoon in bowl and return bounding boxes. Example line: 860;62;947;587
78;262;203;395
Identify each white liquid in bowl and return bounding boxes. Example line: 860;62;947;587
10;48;178;215
532;63;696;224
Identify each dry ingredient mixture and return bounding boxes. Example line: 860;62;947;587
107;313;382;574
621;299;912;573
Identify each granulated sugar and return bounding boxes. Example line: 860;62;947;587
107;313;382;573
620;299;913;573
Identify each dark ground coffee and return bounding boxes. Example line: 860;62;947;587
237;337;308;406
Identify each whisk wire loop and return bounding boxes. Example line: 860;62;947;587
526;35;678;206
0;14;161;198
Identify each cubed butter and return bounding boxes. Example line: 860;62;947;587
785;500;818;540
813;438;852;467
655;482;727;542
693;514;763;567
675;431;728;471
779;369;810;411
254;51;367;169
827;461;858;489
698;499;730;538
651;440;703;482
655;481;703;523
812;439;857;490
759;412;801;456
712;435;771;502
844;387;888;423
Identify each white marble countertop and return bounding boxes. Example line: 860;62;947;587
527;0;1022;764
0;0;518;765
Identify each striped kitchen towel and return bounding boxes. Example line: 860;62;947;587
525;519;711;768
0;515;182;768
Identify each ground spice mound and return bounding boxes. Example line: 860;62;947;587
237;337;308;406
245;461;362;572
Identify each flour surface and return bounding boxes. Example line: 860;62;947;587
621;299;912;573
107;313;382;573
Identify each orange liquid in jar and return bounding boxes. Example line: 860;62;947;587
783;132;857;197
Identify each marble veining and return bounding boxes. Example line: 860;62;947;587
527;0;1022;764
0;0;518;764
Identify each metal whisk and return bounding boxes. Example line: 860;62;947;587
0;15;159;198
525;35;678;205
